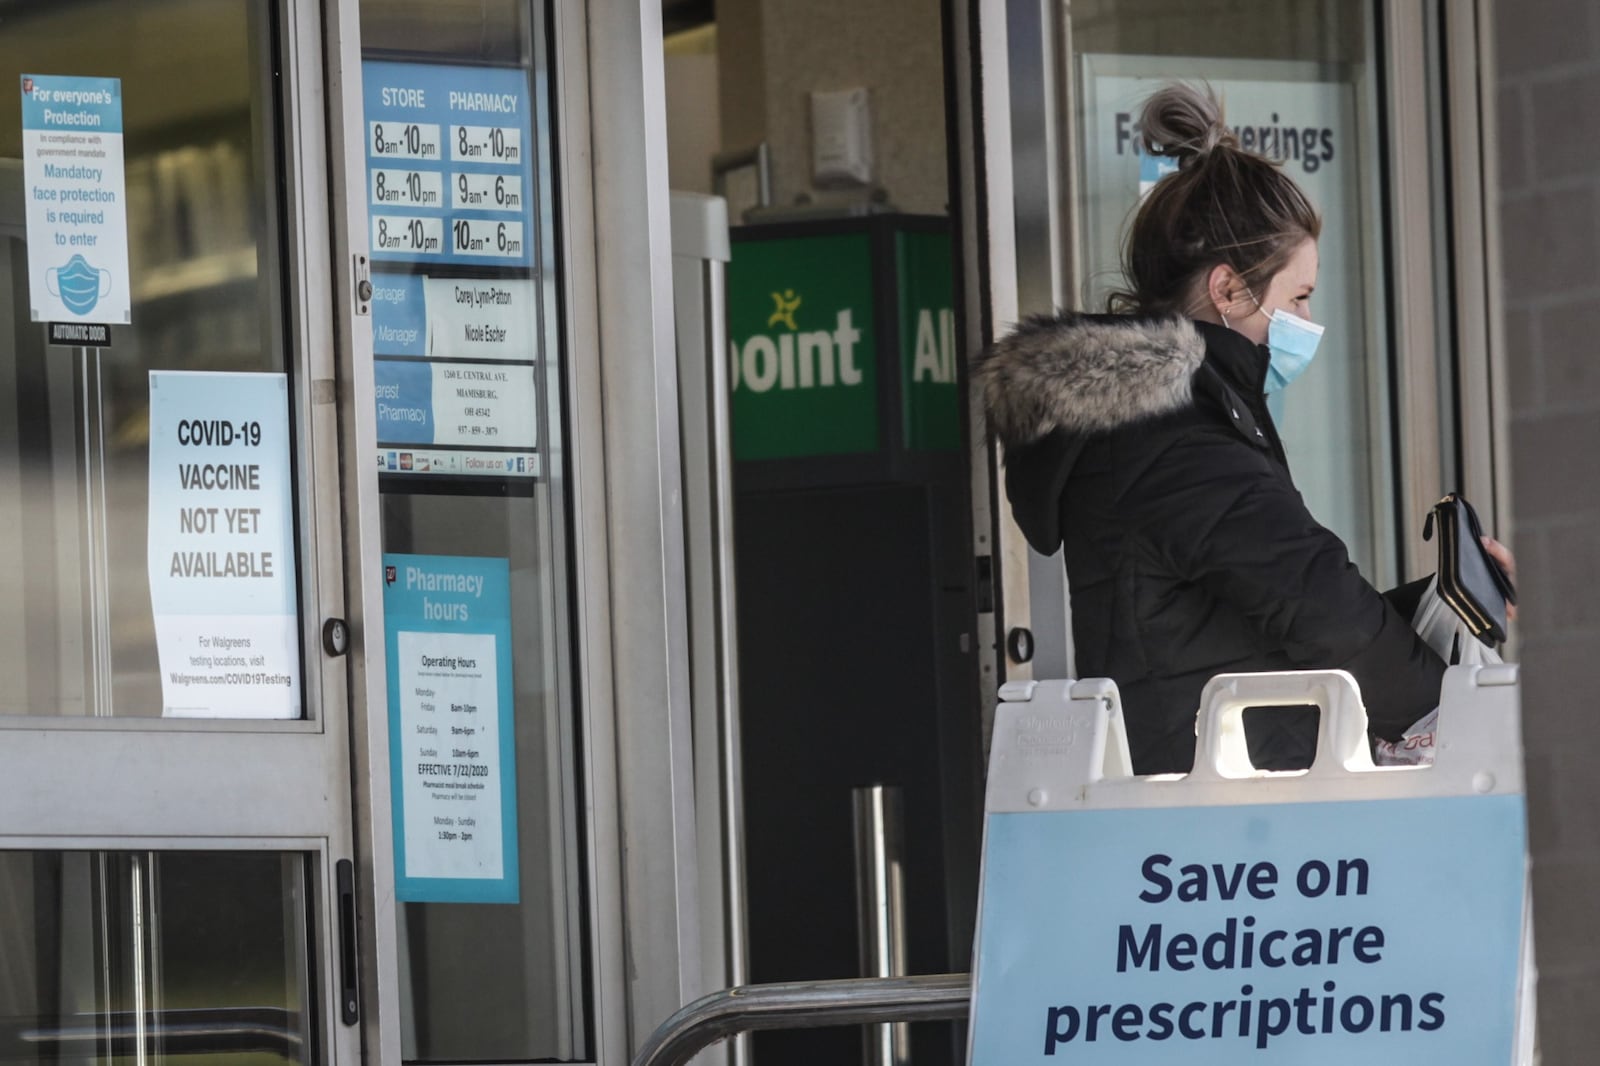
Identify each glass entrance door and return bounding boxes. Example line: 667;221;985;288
336;1;596;1061
1063;0;1400;585
0;1;361;1062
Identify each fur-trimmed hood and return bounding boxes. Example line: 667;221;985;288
975;313;1207;450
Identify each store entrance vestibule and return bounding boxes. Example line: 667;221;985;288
664;5;987;1066
0;2;1509;1064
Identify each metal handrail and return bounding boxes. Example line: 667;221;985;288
630;973;972;1066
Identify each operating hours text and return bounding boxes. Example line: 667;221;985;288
454;172;523;211
451;219;524;258
372;168;443;208
451;124;522;163
375;214;443;255
370;121;441;161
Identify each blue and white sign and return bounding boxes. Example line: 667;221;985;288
970;796;1526;1063
371;274;428;356
361;61;536;268
20;74;132;325
375;359;537;448
384;554;519;904
372;275;538;361
146;372;300;718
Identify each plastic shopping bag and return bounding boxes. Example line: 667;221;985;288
1373;577;1501;767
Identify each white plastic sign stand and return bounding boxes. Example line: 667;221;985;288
967;667;1534;1064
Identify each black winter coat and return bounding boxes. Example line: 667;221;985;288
977;313;1445;774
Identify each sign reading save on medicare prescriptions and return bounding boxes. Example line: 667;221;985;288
146;372;300;718
384;554;519;904
20;74;131;327
969;796;1525;1063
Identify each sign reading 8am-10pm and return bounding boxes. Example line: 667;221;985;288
727;233;877;460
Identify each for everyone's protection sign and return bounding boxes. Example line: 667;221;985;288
970;796;1525;1063
384;554;519;904
20;74;132;326
146;372;300;718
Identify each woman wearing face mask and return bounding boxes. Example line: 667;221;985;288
977;82;1448;774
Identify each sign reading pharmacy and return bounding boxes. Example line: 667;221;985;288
969;796;1525;1062
20;74;132;327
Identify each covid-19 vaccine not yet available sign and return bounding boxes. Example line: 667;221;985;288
20;74;131;328
146;372;301;719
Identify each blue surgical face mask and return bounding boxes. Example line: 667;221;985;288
46;254;113;317
1247;293;1325;393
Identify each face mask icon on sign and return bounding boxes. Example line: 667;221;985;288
47;255;114;316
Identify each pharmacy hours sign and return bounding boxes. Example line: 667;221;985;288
384;554;519;904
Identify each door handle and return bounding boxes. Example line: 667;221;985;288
336;859;360;1025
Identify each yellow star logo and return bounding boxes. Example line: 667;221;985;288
768;289;801;330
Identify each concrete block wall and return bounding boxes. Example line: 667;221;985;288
1495;0;1600;1057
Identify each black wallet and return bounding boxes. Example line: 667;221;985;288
1423;493;1517;645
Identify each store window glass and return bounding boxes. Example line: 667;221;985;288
0;850;313;1064
0;1;304;719
1068;0;1397;583
358;1;590;1060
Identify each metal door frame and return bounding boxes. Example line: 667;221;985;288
570;1;706;1054
0;0;361;1061
952;0;1023;722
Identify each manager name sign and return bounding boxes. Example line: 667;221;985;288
147;372;300;719
969;796;1525;1063
20;74;132;325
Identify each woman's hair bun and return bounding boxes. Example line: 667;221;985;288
1137;82;1235;164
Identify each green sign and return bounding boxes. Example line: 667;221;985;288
896;231;960;451
727;234;878;460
